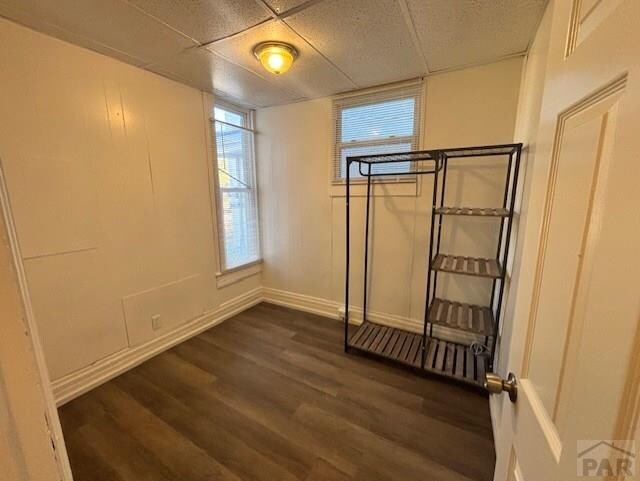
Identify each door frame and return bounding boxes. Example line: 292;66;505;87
0;156;73;481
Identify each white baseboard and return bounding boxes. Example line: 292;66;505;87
262;287;424;333
52;287;262;406
262;287;483;343
261;287;342;320
53;285;482;405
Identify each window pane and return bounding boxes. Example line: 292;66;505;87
341;98;415;143
215;121;253;189
340;142;412;179
333;86;422;182
220;190;260;269
214;106;245;127
213;105;260;270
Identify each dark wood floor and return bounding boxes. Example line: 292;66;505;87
59;303;495;481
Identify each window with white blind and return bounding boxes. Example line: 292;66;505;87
332;83;423;183
212;103;260;271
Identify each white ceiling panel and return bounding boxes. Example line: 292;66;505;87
263;0;311;15
208;20;355;99
0;5;145;66
125;0;270;44
407;0;548;72
0;0;196;66
0;0;548;107
285;0;425;87
146;48;301;108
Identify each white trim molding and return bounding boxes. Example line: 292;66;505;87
216;261;262;288
261;287;341;320
262;287;482;343
52;285;484;406
262;287;423;333
0;156;74;480
52;287;262;405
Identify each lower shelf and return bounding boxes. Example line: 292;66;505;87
348;321;489;387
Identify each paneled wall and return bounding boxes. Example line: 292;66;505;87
257;57;523;324
0;15;523;383
0;18;260;382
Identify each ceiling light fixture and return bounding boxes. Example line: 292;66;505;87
253;41;298;75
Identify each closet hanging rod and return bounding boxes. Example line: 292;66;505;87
355;162;443;177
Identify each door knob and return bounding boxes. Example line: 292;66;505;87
485;372;518;402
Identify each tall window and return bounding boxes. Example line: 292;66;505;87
332;83;423;182
212;103;260;271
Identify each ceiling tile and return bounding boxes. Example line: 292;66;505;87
125;0;271;44
207;20;355;99
146;48;301;108
263;0;310;15
0;0;547;108
0;5;146;66
285;0;425;87
0;0;196;65
406;0;547;72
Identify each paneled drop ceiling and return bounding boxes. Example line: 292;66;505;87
0;0;547;108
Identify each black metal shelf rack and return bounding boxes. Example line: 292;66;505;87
344;143;522;387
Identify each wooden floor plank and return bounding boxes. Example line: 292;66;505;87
294;403;482;481
59;303;494;481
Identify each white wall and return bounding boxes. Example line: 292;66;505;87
0;18;260;383
257;57;523;330
0;14;525;387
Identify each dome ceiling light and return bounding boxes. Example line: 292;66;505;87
252;41;298;75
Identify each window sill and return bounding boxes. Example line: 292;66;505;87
329;179;418;197
216;261;262;288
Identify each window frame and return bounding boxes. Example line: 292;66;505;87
210;100;262;276
331;81;425;186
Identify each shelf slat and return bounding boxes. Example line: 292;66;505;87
348;321;487;386
428;298;495;336
434;206;509;217
432;254;502;278
423;336;487;386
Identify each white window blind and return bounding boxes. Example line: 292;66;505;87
332;82;423;182
212;105;260;271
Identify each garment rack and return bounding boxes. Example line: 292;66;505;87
344;143;522;387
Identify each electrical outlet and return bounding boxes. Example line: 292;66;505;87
338;306;346;320
151;314;161;331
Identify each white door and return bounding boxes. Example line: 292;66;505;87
493;0;640;480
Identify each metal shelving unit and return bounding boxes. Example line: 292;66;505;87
344;143;522;387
